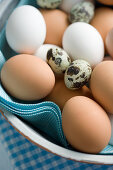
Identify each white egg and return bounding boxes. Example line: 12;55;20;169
34;44;58;61
63;22;104;68
108;114;113;146
59;0;94;13
6;5;46;54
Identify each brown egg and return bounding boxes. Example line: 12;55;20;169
97;0;113;5
91;8;113;46
103;56;113;61
1;54;55;101
40;9;69;47
90;61;113;114
45;78;93;110
62;96;111;154
106;28;113;58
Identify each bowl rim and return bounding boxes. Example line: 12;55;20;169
0;109;113;165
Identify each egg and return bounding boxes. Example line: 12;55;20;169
47;47;71;74
34;44;58;61
63;22;104;68
106;28;113;58
62;96;111;154
97;0;113;5
69;1;95;24
6;5;46;54
103;56;113;61
40;9;69;47
45;78;93;110
64;60;92;90
91;8;113;46
90;61;113;114
59;0;94;13
1;54;55;101
37;0;62;9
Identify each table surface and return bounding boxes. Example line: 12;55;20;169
0;140;12;170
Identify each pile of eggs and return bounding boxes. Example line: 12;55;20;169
1;0;113;154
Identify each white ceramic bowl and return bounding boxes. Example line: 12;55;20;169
1;109;113;165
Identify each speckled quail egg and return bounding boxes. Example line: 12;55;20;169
64;59;92;89
69;1;95;24
37;0;62;9
47;47;71;74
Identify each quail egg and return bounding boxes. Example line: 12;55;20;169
69;1;95;24
47;47;71;74
64;59;92;89
37;0;62;9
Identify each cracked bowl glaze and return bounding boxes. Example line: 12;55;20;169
64;59;92;89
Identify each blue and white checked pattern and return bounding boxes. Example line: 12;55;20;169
0;113;113;170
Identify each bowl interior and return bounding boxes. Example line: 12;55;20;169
1;109;113;165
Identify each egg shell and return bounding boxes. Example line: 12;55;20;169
103;56;113;61
40;9;69;47
97;0;113;5
1;54;55;101
34;44;58;61
69;1;95;24
45;78;93;110
90;61;113;114
62;96;111;154
6;5;46;54
106;28;113;59
37;0;62;9
91;7;113;46
64;60;92;89
47;47;71;74
63;22;104;68
59;0;94;13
